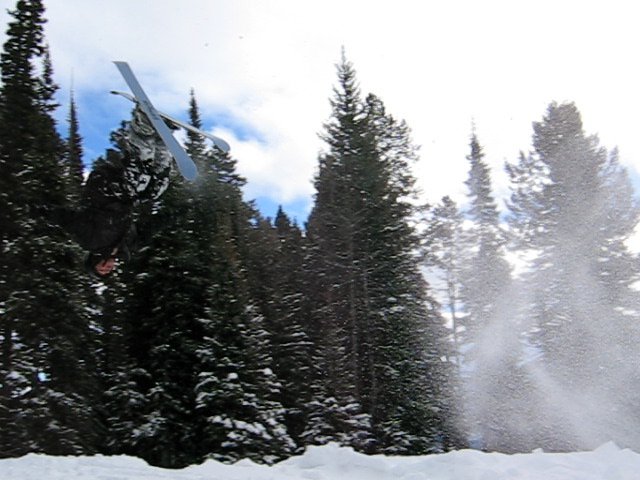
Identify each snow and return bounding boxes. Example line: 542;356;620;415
2;442;640;480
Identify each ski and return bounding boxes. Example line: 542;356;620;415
111;90;230;154
113;61;198;181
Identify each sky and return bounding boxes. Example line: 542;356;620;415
2;0;640;223
2;441;640;480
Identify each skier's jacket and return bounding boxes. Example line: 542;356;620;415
53;107;172;265
53;150;136;262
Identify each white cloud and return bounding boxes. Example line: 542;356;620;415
2;0;640;216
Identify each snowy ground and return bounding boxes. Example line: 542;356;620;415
1;442;639;480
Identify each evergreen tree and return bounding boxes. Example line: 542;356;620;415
113;94;293;467
456;131;525;452
187;96;294;464
305;54;374;450
505;102;640;450
460;131;511;335
243;207;318;449
65;90;85;203
270;208;316;446
0;0;99;456
307;53;453;453
96;274;149;456
422;196;464;366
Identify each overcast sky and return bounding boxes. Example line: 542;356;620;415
2;0;640;222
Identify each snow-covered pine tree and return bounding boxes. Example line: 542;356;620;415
505;102;640;451
307;52;453;454
114;93;294;467
460;131;512;336
241;207;318;449
456;130;525;452
422;196;465;366
0;0;99;457
64;90;84;204
305;53;374;450
420;195;468;448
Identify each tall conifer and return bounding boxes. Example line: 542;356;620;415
458;131;520;451
505;102;640;450
0;0;98;456
112;93;293;466
65;90;84;203
422;196;464;365
307;53;452;453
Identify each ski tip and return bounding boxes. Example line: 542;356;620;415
213;138;231;154
181;165;199;182
184;173;199;182
110;90;136;103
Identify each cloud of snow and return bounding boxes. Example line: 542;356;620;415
462;230;640;452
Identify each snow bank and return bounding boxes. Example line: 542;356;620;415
1;442;639;480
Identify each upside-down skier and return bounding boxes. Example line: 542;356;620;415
47;62;230;278
52;106;173;278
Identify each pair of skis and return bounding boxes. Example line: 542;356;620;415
112;61;229;181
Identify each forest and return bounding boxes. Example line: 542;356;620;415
2;0;640;469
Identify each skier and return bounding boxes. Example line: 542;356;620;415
53;106;173;278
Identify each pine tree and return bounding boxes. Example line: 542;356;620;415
242;207;318;449
307;53;453;453
0;0;64;231
422;196;464;365
95;276;148;456
505;102;640;450
305;54;374;450
112;94;293;466
421;197;471;449
186;96;294;464
0;0;99;456
269;208;316;446
455;130;526;452
65;90;85;203
460;131;512;334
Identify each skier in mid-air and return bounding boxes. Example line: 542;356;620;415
53;106;173;278
48;62;230;278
